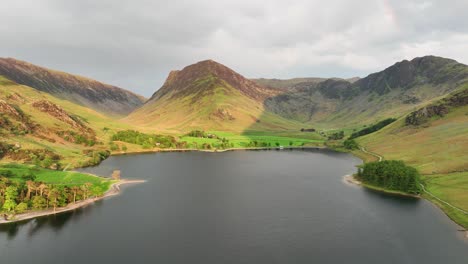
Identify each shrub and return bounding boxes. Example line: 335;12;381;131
343;139;359;150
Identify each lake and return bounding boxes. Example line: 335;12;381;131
1;149;467;263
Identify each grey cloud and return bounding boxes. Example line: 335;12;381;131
0;0;466;97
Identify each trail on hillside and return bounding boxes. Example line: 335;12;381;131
360;146;468;218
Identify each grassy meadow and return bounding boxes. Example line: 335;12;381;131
0;164;112;190
356;103;468;228
180;130;325;149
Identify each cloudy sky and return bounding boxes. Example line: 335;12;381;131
1;0;467;97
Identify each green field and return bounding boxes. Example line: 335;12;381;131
179;131;325;149
354;102;468;228
422;172;468;228
0;164;112;191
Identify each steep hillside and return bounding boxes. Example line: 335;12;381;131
0;76;135;167
252;77;328;90
265;56;468;127
127;60;301;132
0;58;145;116
356;86;468;227
252;77;359;90
357;86;468;175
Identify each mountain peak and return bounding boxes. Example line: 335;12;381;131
354;55;468;94
150;60;277;102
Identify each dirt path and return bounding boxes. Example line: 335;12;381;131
419;183;468;215
359;145;467;234
0;179;145;225
360;146;383;161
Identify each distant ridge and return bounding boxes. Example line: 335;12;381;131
0;58;146;116
264;56;468;126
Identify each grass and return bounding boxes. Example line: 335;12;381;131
357;105;468;174
179;131;325;149
126;75;304;133
0;163;112;190
0;76;137;167
359;180;420;198
422;172;468;228
355;98;468;229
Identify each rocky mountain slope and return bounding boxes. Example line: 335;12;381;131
127;60;300;132
357;85;468;175
0;58;146;116
265;56;468;127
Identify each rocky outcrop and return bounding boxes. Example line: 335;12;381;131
405;105;449;125
32;100;92;132
405;88;468;125
0;100;22;119
353;56;468;95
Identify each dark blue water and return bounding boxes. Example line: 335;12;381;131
1;150;467;263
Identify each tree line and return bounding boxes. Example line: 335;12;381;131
349;118;396;139
0;173;105;217
357;160;422;194
111;130;177;149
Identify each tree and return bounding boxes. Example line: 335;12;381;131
357;160;422;194
81;183;92;200
47;187;60;211
38;183;48;197
343;139;359;150
328;131;345;140
25;180;35;200
70;186;81;203
15;202;28;213
32;196;47;209
3;186;18;212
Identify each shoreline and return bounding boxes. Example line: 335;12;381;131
110;145;327;156
343;174;421;198
0;179;146;225
343;174;467;238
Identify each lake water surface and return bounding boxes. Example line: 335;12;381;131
1;150;467;263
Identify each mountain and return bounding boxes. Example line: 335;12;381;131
264;56;468;127
358;86;468;174
0;58;146;116
252;77;328;90
127;60;300;132
0;75;139;167
252;77;360;91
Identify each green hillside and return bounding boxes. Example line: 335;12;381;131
357;86;468;227
127;60;303;133
0;76;135;168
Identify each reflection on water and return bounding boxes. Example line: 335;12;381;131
1;150;467;264
0;200;103;239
